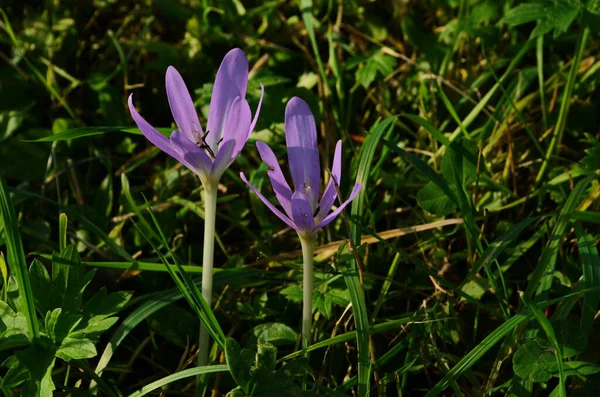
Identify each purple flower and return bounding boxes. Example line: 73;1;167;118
128;48;263;185
241;97;361;237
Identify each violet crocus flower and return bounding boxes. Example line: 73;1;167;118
128;48;263;187
240;97;362;238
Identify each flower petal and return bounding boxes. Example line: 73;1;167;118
285;97;320;209
291;191;315;234
210;139;235;182
206;48;248;153
256;141;293;218
313;183;362;230
128;94;179;160
221;97;252;161
166;66;202;143
316;140;342;222
240;172;297;231
248;83;264;133
169;130;213;177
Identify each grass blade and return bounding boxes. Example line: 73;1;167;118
525;176;593;300
126;365;228;397
574;225;600;333
0;179;39;340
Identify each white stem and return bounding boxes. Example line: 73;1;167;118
300;234;315;349
198;183;218;368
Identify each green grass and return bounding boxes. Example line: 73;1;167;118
1;1;600;396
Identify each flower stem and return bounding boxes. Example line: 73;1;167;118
198;183;218;368
300;234;315;349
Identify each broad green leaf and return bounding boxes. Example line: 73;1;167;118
225;338;254;393
416;182;457;216
442;139;480;187
246;323;297;346
15;341;56;397
0;300;29;350
513;341;554;383
56;336;97;361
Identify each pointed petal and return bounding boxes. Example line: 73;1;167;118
206;48;248;152
291;191;315;234
317;140;343;222
169;130;213;177
221;97;252;160
210;139;235;181
314;183;362;230
256;141;293;218
128;94;179;159
248;83;264;133
240;172;297;231
166;66;202;143
285;97;320;209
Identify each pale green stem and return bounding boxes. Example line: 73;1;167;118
300;234;315;349
198;183;218;368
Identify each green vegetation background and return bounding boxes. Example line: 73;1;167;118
1;0;600;396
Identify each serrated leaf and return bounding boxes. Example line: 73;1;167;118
83;288;132;320
56;336;97;361
1;355;29;388
70;316;118;339
503;2;549;26
581;144;600;170
280;284;303;302
15;341;56;397
0;300;29;350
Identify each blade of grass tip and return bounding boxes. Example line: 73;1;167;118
460;217;538;288
448;147;509;317
372;252;401;321
400;114;451;147
120;173;161;245
435;81;472;139
351;116;398;243
126;365;228;397
59;213;67;251
574;225;600;333
140;196;225;346
347;116;397;397
381;139;458;206
571;210;600;224
480;42;545;158
535;27;590;185
519;293;566;397
300;0;330;98
536;35;548;131
433;41;532;160
525;176;593;300
0;179;39;340
424;312;530;397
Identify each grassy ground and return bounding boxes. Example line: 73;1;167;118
1;1;600;396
